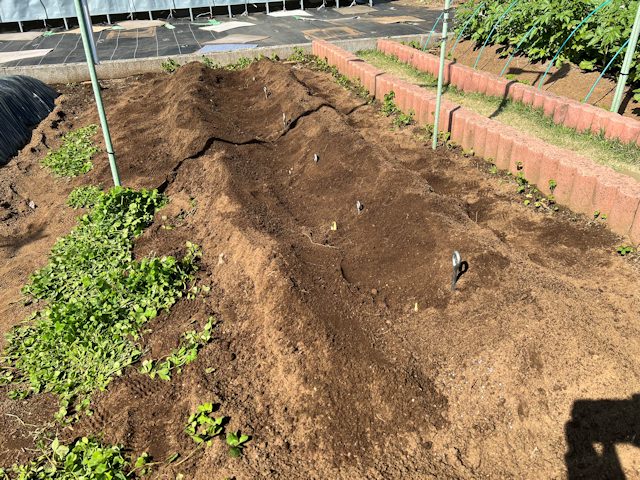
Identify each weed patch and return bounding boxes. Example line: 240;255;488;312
162;57;180;73
0;436;143;479
0;187;198;421
185;403;224;446
287;46;307;63
66;185;103;209
201;53;271;71
41;125;99;178
140;316;215;381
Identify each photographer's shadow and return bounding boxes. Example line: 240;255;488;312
566;394;640;479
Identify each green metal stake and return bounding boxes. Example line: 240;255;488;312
433;0;451;150
611;2;640;114
73;0;121;187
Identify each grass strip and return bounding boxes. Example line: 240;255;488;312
0;187;199;420
357;49;640;174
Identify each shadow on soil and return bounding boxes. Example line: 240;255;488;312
565;394;640;479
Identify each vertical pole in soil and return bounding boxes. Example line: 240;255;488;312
73;0;121;187
611;3;640;114
432;0;451;150
80;0;99;65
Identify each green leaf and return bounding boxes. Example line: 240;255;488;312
134;453;149;468
227;432;239;446
167;453;180;463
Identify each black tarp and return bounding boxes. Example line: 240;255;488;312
0;75;58;166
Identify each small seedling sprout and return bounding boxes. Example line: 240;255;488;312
227;431;249;457
184;403;224;447
282;113;286;129
264;87;268;99
618;245;636;256
356;201;362;214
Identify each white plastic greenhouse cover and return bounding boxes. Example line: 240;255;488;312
0;0;253;23
0;76;58;165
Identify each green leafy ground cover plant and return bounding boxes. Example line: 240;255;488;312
140;316;215;380
185;403;224;446
162;57;180;73
381;91;399;116
201;53;270;71
201;56;220;69
66;185;103;209
0;187;199;419
393;109;414;127
0;436;143;480
454;0;640;83
41;125;99;178
287;46;307;63
291;54;372;102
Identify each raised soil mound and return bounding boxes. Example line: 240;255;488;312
1;60;640;479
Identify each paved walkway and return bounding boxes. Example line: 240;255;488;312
0;1;442;68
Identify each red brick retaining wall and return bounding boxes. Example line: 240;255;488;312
378;39;640;147
312;39;640;244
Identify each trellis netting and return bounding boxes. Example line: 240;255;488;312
0;76;58;165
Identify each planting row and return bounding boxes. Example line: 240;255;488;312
312;39;640;244
379;39;640;147
454;0;640;84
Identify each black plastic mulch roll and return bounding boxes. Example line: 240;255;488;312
0;75;58;166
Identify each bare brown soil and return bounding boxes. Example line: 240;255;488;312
444;39;640;122
1;59;640;479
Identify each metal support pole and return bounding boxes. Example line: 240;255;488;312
189;7;194;20
18;21;24;32
301;0;304;11
106;14;111;24
73;0;121;187
611;3;640;113
81;0;99;65
266;2;270;13
149;10;153;19
228;5;233;17
63;17;69;29
432;0;450;150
